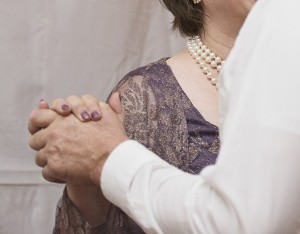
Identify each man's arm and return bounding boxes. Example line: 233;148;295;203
28;0;300;233
101;1;300;233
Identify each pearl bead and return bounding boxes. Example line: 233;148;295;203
205;57;211;63
207;72;212;80
211;61;217;68
215;57;221;63
187;36;226;90
202;67;208;74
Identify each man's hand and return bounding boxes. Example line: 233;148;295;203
28;100;128;187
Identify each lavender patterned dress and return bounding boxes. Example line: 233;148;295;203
53;58;220;233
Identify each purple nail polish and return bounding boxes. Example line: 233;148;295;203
91;111;100;120
61;104;70;111
81;111;91;121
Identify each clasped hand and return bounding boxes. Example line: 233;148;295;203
28;93;128;187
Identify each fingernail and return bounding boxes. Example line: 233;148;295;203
61;104;70;111
40;99;44;102
81;111;91;121
91;111;100;120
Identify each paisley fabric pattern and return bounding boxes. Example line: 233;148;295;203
53;58;220;233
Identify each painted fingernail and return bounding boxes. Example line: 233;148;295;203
61;104;70;111
81;111;91;121
91;111;100;120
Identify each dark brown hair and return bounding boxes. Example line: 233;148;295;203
160;0;204;37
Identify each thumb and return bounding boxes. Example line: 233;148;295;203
108;92;125;123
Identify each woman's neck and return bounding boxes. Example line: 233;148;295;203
200;13;245;60
201;27;234;61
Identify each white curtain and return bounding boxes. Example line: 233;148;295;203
0;1;185;233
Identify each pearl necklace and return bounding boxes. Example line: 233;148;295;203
187;35;225;90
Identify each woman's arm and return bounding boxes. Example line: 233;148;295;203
37;99;111;232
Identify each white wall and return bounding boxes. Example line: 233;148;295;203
0;1;185;233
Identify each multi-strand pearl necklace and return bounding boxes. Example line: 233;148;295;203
187;35;225;90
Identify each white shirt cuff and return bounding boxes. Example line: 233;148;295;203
100;140;163;214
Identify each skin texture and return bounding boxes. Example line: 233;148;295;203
28;0;256;227
29;93;127;226
29;93;127;186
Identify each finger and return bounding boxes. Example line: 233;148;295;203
81;94;101;121
35;148;65;183
108;92;125;123
66;95;91;122
35;150;47;167
28;109;57;134
42;166;65;184
29;128;48;151
38;99;49;109
49;98;71;116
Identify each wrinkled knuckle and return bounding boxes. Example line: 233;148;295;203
46;145;55;155
28;136;42;151
47;158;61;178
47;158;57;171
42;168;54;182
48;129;61;141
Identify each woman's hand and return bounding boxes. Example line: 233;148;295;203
49;95;101;121
48;92;124;123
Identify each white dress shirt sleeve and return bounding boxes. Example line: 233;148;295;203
101;0;300;233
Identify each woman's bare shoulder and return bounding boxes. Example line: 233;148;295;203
167;50;194;69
